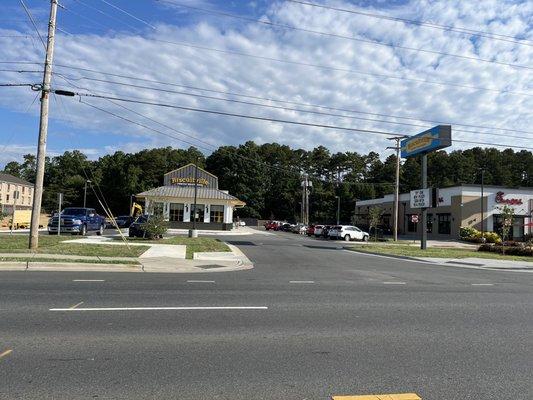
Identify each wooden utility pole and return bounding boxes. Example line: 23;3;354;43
29;0;58;249
387;137;402;241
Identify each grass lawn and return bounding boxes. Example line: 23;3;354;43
350;244;533;262
0;235;148;257
0;256;140;265
122;236;230;259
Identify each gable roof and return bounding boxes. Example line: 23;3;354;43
164;163;218;179
136;185;245;206
0;172;34;186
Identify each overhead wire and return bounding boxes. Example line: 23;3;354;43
54;88;533;151
156;0;532;70
19;0;46;49
97;0;156;29
286;0;533;46
52;71;533;141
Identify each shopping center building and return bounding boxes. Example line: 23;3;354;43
135;164;245;230
356;185;533;240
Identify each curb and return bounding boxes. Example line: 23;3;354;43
343;246;435;263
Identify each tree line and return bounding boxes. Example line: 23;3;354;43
3;142;532;223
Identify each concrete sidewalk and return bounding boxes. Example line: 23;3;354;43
421;257;533;271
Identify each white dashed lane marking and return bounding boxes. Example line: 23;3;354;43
73;280;105;282
289;281;315;284
382;281;406;285
471;283;494;286
187;280;215;283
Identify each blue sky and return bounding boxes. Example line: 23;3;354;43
0;0;531;167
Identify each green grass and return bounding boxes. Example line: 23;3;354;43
120;236;230;259
0;235;149;257
349;244;533;262
0;256;140;265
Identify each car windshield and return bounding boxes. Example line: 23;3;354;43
62;208;87;216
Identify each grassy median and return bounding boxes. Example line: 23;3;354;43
349;243;533;262
121;236;230;259
0;235;148;257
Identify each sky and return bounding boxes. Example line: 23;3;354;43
0;0;532;167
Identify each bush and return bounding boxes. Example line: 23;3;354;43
460;227;500;244
460;226;479;239
478;243;533;256
141;214;168;239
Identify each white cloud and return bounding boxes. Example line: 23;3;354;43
0;0;531;166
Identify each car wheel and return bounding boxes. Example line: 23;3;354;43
362;235;369;242
96;224;104;236
344;234;351;242
80;224;87;236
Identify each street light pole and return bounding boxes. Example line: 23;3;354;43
479;168;485;241
83;180;91;208
336;195;340;225
189;159;199;238
387;137;404;242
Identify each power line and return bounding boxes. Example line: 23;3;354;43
70;0;141;32
52;72;533;141
156;0;533;70
55;89;533;151
2;61;531;135
287;0;533;46
98;0;156;29
0;83;35;87
19;0;46;49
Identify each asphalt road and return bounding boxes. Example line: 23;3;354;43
1;230;532;399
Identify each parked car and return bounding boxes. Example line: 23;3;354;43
107;215;135;229
321;225;332;238
313;224;324;237
328;225;369;241
292;223;307;234
306;224;316;236
280;223;293;232
128;215;163;239
265;220;282;231
47;207;106;236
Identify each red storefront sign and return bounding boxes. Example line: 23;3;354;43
495;191;523;205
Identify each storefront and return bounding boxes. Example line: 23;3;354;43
136;164;245;230
356;185;533;240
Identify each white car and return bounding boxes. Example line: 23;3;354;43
328;225;369;241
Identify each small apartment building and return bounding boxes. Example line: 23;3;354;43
0;173;34;214
136;164;245;230
356;185;533;241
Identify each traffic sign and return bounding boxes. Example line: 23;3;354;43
410;188;431;208
411;214;419;223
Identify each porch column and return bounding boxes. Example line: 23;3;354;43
183;203;191;222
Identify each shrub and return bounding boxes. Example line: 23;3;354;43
460;227;501;244
460;226;479;239
478;243;533;257
483;232;501;244
141;213;168;239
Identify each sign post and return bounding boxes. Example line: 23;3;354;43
402;125;451;250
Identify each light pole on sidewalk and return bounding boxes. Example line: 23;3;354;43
335;195;340;225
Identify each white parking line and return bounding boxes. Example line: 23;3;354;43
187;280;215;283
382;281;406;285
49;306;268;312
289;280;315;284
72;280;105;282
471;283;494;286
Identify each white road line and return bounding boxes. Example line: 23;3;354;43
382;281;406;285
289;280;315;284
471;283;494;286
187;280;215;283
73;279;105;282
49;306;268;312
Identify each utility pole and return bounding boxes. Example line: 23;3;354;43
83;179;91;208
189;159;199;238
335;195;340;225
29;0;58;250
421;154;428;250
57;192;62;236
479;168;485;242
10;191;19;235
301;173;311;225
387;137;403;241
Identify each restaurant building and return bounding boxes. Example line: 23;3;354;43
356;185;533;240
135;164;245;230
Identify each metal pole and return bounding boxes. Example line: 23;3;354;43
57;192;62;236
192;160;198;230
393;138;401;241
10;191;18;235
421;154;428;250
480;169;485;240
29;0;58;250
336;196;340;225
83;180;87;208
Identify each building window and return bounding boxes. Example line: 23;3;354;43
169;203;184;222
407;215;417;233
191;203;204;222
438;214;451;234
6;194;9;202
210;205;224;223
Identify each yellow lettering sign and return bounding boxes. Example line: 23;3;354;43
406;134;434;153
170;177;209;186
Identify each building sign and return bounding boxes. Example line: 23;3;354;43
495;191;523;205
401;125;452;158
170;177;209;186
410;189;431;208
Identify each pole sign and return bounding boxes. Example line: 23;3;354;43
410;189;431;208
401;125;452;158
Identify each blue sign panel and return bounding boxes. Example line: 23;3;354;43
401;125;452;158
